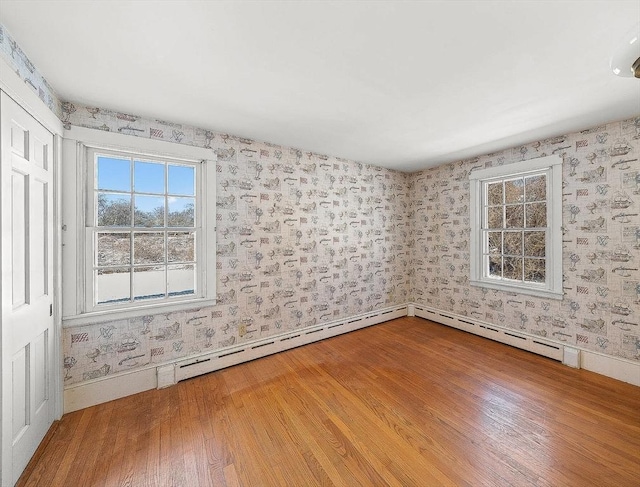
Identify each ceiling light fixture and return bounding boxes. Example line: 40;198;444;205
611;23;640;78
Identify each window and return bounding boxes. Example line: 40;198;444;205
89;149;200;306
469;155;563;299
62;127;216;324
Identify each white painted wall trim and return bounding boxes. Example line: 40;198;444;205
64;367;158;413
64;303;409;412
580;349;640;386
0;57;63;134
411;303;640;387
64;301;639;412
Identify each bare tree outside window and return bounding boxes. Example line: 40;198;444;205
483;173;547;283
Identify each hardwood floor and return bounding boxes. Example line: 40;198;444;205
18;317;640;486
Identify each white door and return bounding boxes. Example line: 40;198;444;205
1;92;55;486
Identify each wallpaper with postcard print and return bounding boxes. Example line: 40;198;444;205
1;21;637;385
409;117;640;363
0;23;62;117
61;103;412;385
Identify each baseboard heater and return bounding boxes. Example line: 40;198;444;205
166;304;408;386
412;304;564;362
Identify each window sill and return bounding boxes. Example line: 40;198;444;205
62;297;217;328
469;279;564;301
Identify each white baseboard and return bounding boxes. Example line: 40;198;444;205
412;303;640;387
64;301;639;412
64;367;157;413
63;304;409;413
580;349;640;386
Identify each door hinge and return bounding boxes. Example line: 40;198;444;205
50;304;53;316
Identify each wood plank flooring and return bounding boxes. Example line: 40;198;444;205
18;317;640;486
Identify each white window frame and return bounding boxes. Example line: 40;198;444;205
61;126;216;325
469;154;563;300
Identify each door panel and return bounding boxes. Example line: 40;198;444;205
1;92;55;486
11;171;28;308
31;178;48;299
11;348;28;440
9;120;27;159
32;135;47;170
33;331;48;414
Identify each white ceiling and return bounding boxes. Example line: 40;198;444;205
1;1;639;172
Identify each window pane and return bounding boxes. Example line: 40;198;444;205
168;264;195;297
134;161;165;194
168;197;195;227
524;231;546;257
134;232;165;264
97;193;131;226
168;232;195;262
134;266;166;301
504;232;522;256
135;195;165;227
97;232;130;266
525;175;546;202
504;178;524;204
525;202;546;228
503;257;523;280
524;258;546;283
487;207;503;229
168;165;195;196
505;205;523;228
97;156;130;192
487;182;503;205
97;268;130;304
487;231;502;254
488;256;502;278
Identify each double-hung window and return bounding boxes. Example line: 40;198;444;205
62;127;216;324
469;155;563;299
89;149;201;306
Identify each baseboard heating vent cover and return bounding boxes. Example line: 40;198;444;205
412;304;564;362
171;304;409;384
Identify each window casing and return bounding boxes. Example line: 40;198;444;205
61;127;216;325
469;155;563;300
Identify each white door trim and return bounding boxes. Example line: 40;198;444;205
0;57;63;136
0;57;64;421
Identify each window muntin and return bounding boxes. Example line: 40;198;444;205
90;151;199;307
482;172;547;285
469;155;563;300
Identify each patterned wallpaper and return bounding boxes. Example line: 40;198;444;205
62;103;412;385
410;117;640;362
2;22;637;387
0;23;62;117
